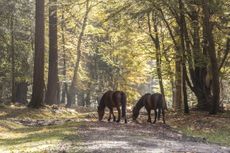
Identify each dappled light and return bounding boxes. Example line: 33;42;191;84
0;0;230;152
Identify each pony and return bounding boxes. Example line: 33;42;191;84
97;90;127;123
132;93;165;124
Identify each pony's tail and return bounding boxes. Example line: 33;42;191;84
121;92;127;118
158;108;161;120
158;94;163;120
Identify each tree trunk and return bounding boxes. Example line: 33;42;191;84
67;0;90;107
174;50;183;111
85;90;91;107
176;0;212;111
158;8;183;111
202;0;220;114
10;14;16;103
28;0;45;108
187;6;211;111
15;82;28;104
77;91;85;106
61;10;68;104
183;67;189;113
45;0;59;105
147;12;167;108
162;33;175;108
178;0;189;113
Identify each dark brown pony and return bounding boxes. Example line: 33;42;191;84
132;93;165;124
98;90;127;123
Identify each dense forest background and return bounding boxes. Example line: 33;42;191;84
0;0;229;114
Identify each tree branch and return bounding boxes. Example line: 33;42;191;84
219;38;230;71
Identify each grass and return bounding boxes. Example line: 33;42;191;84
0;121;82;152
0;104;229;152
182;127;230;146
0;104;83;153
168;111;230;146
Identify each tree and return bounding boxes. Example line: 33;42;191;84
147;12;167;109
10;13;16;103
28;0;45;108
45;0;59;105
60;8;68;104
202;0;220;114
67;0;90;107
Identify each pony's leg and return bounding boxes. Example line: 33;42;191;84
108;109;112;122
153;110;157;124
111;108;116;122
147;110;151;123
162;109;166;124
116;106;121;122
124;116;127;123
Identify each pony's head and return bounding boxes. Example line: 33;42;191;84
132;106;139;120
97;106;105;121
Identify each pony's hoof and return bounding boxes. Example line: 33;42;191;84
113;117;116;122
147;119;151;123
125;119;127;124
108;118;111;122
152;121;156;124
116;120;120;123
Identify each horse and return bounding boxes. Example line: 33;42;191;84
97;90;127;123
132;93;165;124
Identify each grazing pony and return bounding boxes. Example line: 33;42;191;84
98;90;127;123
132;93;165;124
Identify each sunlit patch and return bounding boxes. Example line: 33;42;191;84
89;127;109;131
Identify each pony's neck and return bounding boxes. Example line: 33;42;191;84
99;98;106;110
135;98;145;111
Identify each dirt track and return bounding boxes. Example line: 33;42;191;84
63;119;230;153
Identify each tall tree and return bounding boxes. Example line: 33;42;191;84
60;9;68;104
28;0;45;108
10;13;16;103
45;0;59;105
147;12;166;109
67;0;90;107
178;0;189;113
202;0;220;114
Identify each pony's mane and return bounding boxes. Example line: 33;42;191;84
135;94;150;111
98;93;107;110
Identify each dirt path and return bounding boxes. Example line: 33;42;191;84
70;120;230;153
2;106;230;153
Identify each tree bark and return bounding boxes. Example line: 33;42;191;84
60;10;68;104
202;0;220;114
185;5;211;111
183;67;189;113
28;0;45;108
174;48;183;111
45;0;59;105
15;82;28;104
85;90;91;107
157;8;183;111
10;14;16;103
67;0;90;107
178;0;189;113
147;12;167;108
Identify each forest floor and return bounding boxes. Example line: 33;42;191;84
0;104;230;153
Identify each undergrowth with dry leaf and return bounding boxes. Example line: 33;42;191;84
0;104;229;153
